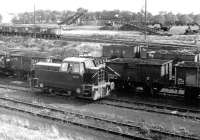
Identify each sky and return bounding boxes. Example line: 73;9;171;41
1;0;200;22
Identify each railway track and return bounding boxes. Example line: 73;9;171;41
0;95;149;140
0;82;199;104
0;84;199;139
136;89;200;102
99;97;200;121
1;33;198;48
1;96;199;140
0;83;199;116
61;35;197;48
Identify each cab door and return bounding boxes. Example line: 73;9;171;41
59;62;84;89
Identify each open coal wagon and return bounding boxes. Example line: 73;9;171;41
175;61;200;103
106;58;173;95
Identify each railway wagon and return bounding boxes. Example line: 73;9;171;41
102;44;147;58
11;25;30;36
33;57;113;100
0;24;61;39
106;58;173;94
0;52;12;75
175;61;200;102
0;24;14;35
33;25;61;39
7;51;51;79
147;50;200;77
147;50;200;62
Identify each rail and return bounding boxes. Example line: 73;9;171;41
0;84;199;139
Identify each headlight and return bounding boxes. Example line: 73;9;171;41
76;88;81;93
39;83;44;88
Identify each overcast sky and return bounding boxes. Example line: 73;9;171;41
1;0;200;22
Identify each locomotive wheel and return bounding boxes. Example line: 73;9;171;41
41;88;49;94
143;85;153;96
115;80;123;91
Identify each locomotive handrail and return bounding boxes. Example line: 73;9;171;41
91;71;99;79
105;66;121;77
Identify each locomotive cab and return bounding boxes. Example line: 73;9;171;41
33;57;113;100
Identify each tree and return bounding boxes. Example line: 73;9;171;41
164;12;177;25
11;16;19;24
193;14;200;24
10;9;200;26
177;14;193;25
153;14;165;25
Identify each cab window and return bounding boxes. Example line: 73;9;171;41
85;60;95;69
60;62;69;72
73;63;80;73
80;62;85;75
60;62;81;74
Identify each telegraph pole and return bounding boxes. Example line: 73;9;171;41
33;3;36;38
144;0;147;41
34;3;36;24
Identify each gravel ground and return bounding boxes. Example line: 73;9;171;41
0;102;126;140
0;87;199;138
61;28;200;45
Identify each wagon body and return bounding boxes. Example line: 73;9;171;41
175;61;200;88
106;58;173;92
102;45;142;58
147;51;200;62
175;61;200;101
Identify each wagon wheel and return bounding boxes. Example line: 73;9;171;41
152;84;163;96
191;92;199;105
41;88;49;94
115;80;123;91
184;87;193;105
125;81;136;95
187;89;199;105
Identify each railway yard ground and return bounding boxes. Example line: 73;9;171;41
0;76;199;140
0;30;200;60
0;107;122;140
0;26;200;139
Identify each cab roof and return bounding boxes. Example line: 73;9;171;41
36;62;61;67
63;57;93;63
